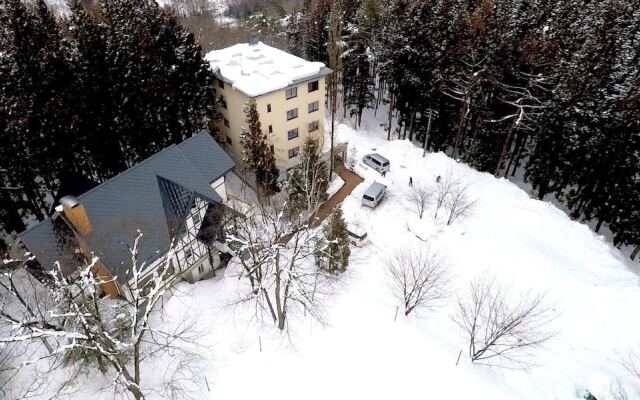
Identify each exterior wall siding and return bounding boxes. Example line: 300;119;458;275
214;76;327;171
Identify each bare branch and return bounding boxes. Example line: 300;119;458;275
388;247;449;316
454;275;556;368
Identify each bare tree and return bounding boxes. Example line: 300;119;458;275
326;0;343;177
388;248;449;316
444;183;477;225
406;184;432;219
433;173;456;220
0;233;204;400
454;275;555;368
226;197;337;331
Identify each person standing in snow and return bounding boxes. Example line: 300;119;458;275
409;176;413;186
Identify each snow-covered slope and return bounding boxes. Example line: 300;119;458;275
147;123;640;400
11;121;639;399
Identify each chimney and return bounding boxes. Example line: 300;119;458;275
247;34;259;46
60;195;93;236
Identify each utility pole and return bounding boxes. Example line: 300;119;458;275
423;109;435;157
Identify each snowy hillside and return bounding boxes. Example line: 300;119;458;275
8;122;640;399
138;125;638;399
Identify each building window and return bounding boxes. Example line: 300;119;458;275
287;128;299;140
268;125;273;133
267;104;272;113
220;96;227;109
286;86;298;99
198;264;205;275
287;108;298;120
185;248;193;263
217;79;225;89
226;136;232;145
270;144;274;153
288;147;299;159
223;118;229;127
311;139;320;149
308;80;319;92
308;101;319;113
308;121;319;132
192;210;201;226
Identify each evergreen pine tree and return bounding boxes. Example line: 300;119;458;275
240;100;279;195
316;207;350;273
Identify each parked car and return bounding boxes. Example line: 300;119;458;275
362;153;390;174
346;224;368;247
362;182;386;208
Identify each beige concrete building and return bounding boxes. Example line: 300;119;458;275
206;40;332;174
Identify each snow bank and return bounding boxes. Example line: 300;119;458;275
327;175;345;198
206;42;328;97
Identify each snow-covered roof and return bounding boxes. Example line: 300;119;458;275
206;41;332;97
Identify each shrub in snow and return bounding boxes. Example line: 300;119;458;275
388;247;449;316
454;275;555;368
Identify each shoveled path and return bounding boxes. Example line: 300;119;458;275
311;163;364;228
280;163;363;244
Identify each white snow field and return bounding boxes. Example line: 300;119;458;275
9;123;640;399
146;123;640;400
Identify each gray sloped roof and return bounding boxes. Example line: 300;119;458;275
18;131;235;284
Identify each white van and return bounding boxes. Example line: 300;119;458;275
346;224;368;247
362;182;386;208
363;153;390;174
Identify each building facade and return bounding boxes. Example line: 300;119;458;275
207;41;332;173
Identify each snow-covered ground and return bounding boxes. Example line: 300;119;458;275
9;121;640;399
327;175;345;198
152;124;640;399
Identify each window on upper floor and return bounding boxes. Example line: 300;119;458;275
223;118;229;127
268;125;273;133
308;80;319;92
184;247;193;263
226;135;232;145
217;79;225;89
288;147;299;159
267;104;272;113
286;86;298;100
287;108;298;120
308;101;319;113
287;128;299;140
308;121;319;132
192;210;201;226
220;96;227;109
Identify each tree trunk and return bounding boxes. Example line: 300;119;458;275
408;110;416;142
387;94;394;140
495;119;518;176
507;131;529;177
452;100;469;158
631;245;640;261
423;110;433;158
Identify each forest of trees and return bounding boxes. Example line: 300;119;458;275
0;0;638;257
264;0;639;258
0;0;217;248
